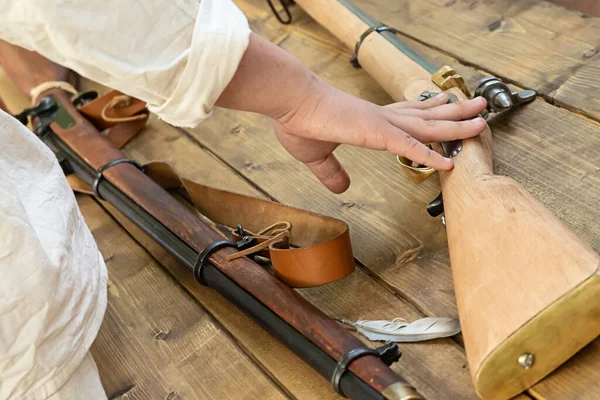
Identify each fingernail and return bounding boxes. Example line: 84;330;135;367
436;93;448;99
471;117;485;123
444;157;452;163
476;96;487;104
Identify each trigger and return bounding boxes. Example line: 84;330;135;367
427;192;444;217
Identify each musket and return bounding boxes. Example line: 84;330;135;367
276;0;600;398
15;82;423;399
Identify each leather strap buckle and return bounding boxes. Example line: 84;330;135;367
235;224;257;250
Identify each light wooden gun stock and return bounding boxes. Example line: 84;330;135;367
294;0;600;398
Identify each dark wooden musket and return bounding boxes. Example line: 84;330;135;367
26;87;423;400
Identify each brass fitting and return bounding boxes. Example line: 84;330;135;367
432;65;471;97
396;154;436;184
382;382;424;400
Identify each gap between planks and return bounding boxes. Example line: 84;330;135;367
165;116;467;347
287;1;600;128
170;122;467;351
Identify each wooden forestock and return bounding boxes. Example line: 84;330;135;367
294;0;600;398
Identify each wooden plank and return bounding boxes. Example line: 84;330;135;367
549;0;600;17
347;0;600;121
78;195;286;400
529;339;600;399
200;1;600;398
551;61;600;121
99;114;478;400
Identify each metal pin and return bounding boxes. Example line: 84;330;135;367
518;353;535;369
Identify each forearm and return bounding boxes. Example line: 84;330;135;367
216;33;323;121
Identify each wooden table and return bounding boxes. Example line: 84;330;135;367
2;0;599;398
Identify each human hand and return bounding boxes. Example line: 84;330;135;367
217;33;487;193
273;82;487;193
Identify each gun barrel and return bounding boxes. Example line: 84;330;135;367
33;88;422;400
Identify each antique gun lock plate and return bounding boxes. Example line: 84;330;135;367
475;77;536;118
396;76;536;220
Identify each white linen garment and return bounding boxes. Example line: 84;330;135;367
0;0;251;398
0;109;107;400
0;0;251;127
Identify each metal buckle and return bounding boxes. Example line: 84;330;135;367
235;224;257;251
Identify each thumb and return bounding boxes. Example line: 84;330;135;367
305;153;350;194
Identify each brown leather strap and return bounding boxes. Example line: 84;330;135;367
78;90;148;148
66;91;354;288
144;162;355;287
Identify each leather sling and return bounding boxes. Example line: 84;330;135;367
67;90;355;288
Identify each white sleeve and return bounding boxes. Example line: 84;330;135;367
0;0;251;127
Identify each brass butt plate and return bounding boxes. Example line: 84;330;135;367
381;382;423;400
474;266;600;399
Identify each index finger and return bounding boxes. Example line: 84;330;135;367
387;97;487;121
388;131;454;171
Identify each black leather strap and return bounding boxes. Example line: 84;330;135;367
350;25;401;68
93;158;144;200
193;240;237;286
331;342;402;396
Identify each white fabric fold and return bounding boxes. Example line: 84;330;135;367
0;0;251;127
151;0;251;127
0;110;107;400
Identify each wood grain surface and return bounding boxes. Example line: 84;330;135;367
98;111;480;400
80;195;287;400
349;0;600;123
3;0;599;397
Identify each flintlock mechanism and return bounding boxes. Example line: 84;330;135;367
397;69;537;181
398;74;537;218
265;0;536;217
